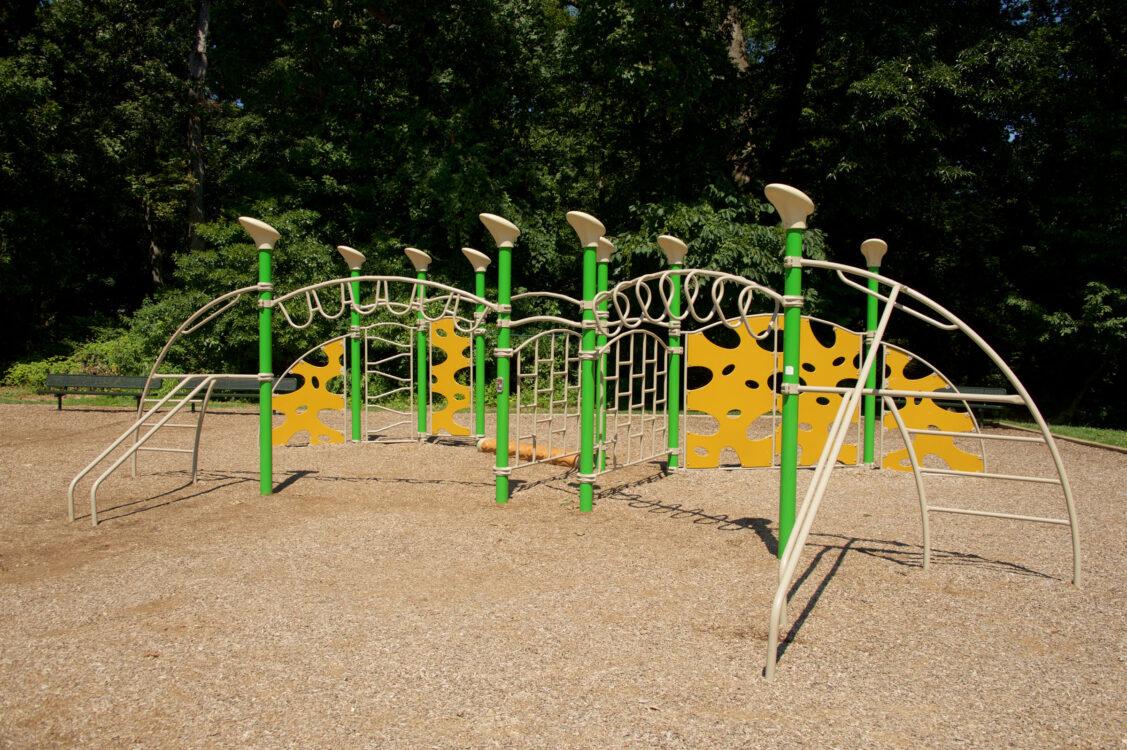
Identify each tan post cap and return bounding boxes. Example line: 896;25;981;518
657;235;688;266
596;237;616;263
336;245;366;271
239;217;280;250
860;238;888;268
479;213;521;248
764;184;816;230
566;211;606;248
404;247;431;273
461;247;491;273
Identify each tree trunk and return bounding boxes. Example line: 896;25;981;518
186;0;211;253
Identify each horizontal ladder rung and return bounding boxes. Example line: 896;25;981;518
138;446;194;454
905;428;1046;443
800;384;1026;404
918;467;1061;484
927;506;1070;525
142;422;198;429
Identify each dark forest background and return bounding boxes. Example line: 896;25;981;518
1;0;1124;425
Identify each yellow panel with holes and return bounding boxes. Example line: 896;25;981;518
429;318;471;436
881;348;983;472
272;339;345;445
684;317;777;468
786;316;862;467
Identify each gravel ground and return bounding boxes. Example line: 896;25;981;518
0;402;1124;748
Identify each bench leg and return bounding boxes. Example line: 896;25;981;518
57;395;63;410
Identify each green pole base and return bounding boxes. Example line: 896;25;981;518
495;476;509;504
579;483;593;512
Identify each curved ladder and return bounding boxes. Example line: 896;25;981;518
764;260;1081;680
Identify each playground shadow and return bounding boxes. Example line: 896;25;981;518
83;470;258;524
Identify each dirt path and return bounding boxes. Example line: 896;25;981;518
1;404;1123;747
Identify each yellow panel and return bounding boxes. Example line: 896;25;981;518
272;340;346;446
429;318;471;436
784;317;862;467
881;348;984;472
684;317;776;468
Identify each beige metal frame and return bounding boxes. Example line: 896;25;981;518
764;260;1081;680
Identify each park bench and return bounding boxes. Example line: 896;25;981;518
936;385;1010;418
40;373;297;410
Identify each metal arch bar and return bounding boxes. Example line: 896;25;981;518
926;506;1070;525
903;428;1045;443
801;259;1079;588
882;396;933;570
512;290;584;307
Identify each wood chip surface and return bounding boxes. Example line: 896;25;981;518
1;403;1124;747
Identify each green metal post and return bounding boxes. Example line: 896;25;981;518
478;214;520;504
580;244;597;511
405;248;431;440
496;246;513;502
765;184;815;558
337;245;366;443
462;247;491;439
567;211;606;513
239;217;280;497
596;238;614;472
860;239;888;467
659;235;688;471
259;249;273;494
350;268;363;442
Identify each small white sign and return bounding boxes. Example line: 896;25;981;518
784;366;794;375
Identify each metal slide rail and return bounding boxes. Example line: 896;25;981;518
69;374;259;525
764;260;1081;680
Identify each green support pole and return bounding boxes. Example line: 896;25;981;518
462;248;492;439
658;235;688;470
567;211;606;513
860;239;888;467
405;248;432;439
337;245;366;443
596;238;614;472
239;217;280;497
479;214;521;504
765;184;815;558
403;248;428;439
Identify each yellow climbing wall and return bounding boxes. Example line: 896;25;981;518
685;316;983;471
429;318;471;436
684;317;776;468
272;340;346;446
881;348;984;472
786;316;862;467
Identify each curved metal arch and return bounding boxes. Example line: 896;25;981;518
269;275;495;334
274;333;350;394
510;326;583;357
765;261;1081;680
139;285;262;411
596;325;673;358
597;269;784;341
801;259;1077;569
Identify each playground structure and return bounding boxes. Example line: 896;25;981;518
66;184;1080;680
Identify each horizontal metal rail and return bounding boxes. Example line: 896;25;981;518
796;384;1026;404
904;428;1045;443
927;506;1070;525
917;467;1061;484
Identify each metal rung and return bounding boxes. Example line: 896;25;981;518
927;506;1069;526
905;428;1045;443
138;446;194;454
799;384;1025;404
918;467;1061;484
142;422;198;429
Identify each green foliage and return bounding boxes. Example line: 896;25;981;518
3;0;1127;426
